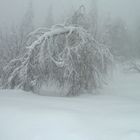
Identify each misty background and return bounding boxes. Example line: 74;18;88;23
0;0;140;28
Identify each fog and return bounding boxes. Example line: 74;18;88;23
0;0;140;29
1;1;140;139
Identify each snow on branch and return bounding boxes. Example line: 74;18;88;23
127;61;140;73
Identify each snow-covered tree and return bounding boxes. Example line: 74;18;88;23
1;24;113;96
65;5;90;30
1;5;113;96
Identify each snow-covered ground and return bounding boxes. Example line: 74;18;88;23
0;67;140;140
